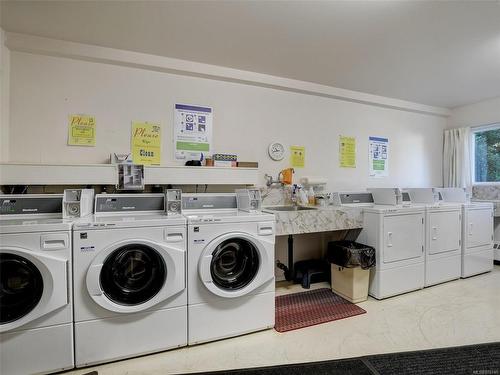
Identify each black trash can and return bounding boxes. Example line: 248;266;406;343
327;240;376;269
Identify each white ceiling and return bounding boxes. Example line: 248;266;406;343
2;1;500;108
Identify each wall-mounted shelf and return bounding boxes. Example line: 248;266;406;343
0;163;259;186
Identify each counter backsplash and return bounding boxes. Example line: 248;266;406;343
472;185;500;200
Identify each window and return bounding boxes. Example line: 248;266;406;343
472;124;500;183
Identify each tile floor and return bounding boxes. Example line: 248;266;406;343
67;265;500;375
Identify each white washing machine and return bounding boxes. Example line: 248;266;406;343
72;194;187;367
407;188;462;287
438;188;494;278
359;189;426;299
0;194;74;375
183;193;276;345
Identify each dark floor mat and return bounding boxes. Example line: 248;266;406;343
365;342;500;375
183;342;500;375
190;359;372;375
275;288;366;332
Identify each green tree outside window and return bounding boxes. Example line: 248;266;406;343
474;127;500;182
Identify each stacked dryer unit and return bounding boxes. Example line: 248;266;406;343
183;193;276;345
358;188;426;299
437;188;494;277
72;193;187;367
407;188;462;286
0;195;74;375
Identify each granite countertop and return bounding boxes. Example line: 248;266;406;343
263;205;364;236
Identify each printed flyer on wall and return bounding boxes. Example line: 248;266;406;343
290;145;305;168
339;135;356;168
67;114;96;146
174;104;213;161
131;121;161;165
369;136;389;177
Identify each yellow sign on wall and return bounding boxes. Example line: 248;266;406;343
131;121;161;165
290;145;305;168
68;115;96;146
339;135;356;168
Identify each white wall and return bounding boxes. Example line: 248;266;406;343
447;96;500;129
0;29;9;162
9;50;446;190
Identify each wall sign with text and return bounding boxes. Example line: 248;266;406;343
369;136;389;177
131;121;161;165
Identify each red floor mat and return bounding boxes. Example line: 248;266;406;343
275;288;366;332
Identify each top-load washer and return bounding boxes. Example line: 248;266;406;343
183;193;276;345
437;188;494;277
358;188;426;299
406;188;462;287
72;193;187;367
0;194;74;375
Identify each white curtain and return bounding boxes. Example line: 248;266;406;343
443;127;472;189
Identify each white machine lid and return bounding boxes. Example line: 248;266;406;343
0;217;72;234
73;213;186;230
185;210;275;224
462;201;494;209
411;202;463;211
363;204;426;214
0;194;71;233
73;193;185;230
182;193;274;224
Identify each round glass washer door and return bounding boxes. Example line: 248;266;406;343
99;244;167;306
210;237;260;291
0;253;44;324
199;232;273;299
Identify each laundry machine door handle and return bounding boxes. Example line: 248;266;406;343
41;233;69;250
432;226;438;240
258;224;274;236
199;255;213;282
387;232;393;247
165;232;184;243
87;264;103;296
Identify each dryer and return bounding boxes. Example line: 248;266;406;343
72;194;187;367
183;193;276;345
407;188;462;287
438;188;494;277
0;194;74;375
359;188;426;299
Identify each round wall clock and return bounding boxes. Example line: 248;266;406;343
268;142;285;161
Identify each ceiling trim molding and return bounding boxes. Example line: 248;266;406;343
5;32;450;117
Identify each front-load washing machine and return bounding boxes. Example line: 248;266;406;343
72;193;187;367
0;194;74;375
183;193;276;345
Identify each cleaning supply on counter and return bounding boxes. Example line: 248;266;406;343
308;186;316;206
279;168;295;185
299;187;309;205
